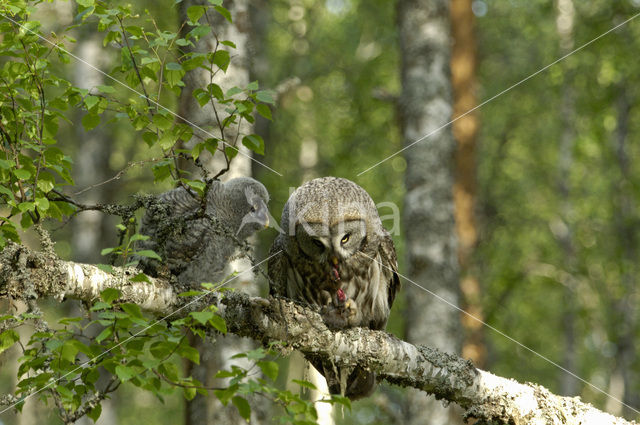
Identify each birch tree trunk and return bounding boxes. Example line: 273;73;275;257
71;30;118;425
398;0;462;423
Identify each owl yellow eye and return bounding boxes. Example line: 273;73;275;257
341;234;350;244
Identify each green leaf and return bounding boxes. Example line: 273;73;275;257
129;234;150;243
182;54;205;71
152;163;173;183
87;404;102;422
121;303;142;319
292;379;317;390
208;83;224;100
184;179;206;195
178;345;200;364
256;103;272;120
115;365;135;382
209;314;227;334
165;62;183;71
96;264;115;274
225;146;238;160
100;247;116;255
125;26;143;37
96;85;115;94
183;386;197;400
232;396;251;422
84;95;100;110
152;114;173;131
212;50;230;72
214;384;238;406
18;202;35;213
215;369;237;379
256;90;275;104
242;134;265;155
36;174;55;193
178;290;204;297
13;168;31;180
60;340;79;363
158;132;176;150
190;311;214;325
226;86;242;97
215;5;232;23
35;197;49;211
187;5;205;23
204;138;219;155
329;394;352;410
135;250;162;261
56;385;74;401
0;159;13;169
0;330;19;354
101;288;121;304
95;327;113;343
191;142;205;161
257;360;279;381
142;131;158;147
188;25;211;40
247;81;259;91
130;273;151;283
220;40;236;48
82;112;100;131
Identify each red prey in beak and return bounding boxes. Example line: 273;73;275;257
329;256;346;306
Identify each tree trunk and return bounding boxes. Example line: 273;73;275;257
71;32;118;425
397;0;462;423
450;0;485;368
610;87;638;420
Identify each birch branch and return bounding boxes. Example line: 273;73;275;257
0;242;633;425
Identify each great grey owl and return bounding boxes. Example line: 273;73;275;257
137;177;269;287
268;177;399;399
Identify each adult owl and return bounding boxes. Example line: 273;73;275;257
137;177;269;287
268;177;399;399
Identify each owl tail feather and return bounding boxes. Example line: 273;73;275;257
310;357;376;400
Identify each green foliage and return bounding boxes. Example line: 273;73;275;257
212;346;349;424
0;285;231;422
0;0;273;251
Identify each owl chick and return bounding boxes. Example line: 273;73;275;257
137;177;269;287
268;177;399;400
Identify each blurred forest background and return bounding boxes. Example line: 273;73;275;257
2;0;640;424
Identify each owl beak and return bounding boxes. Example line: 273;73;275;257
254;201;270;228
330;256;340;282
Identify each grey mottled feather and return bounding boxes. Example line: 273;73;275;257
138;177;269;286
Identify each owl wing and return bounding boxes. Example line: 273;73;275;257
267;234;289;297
138;187;210;275
379;231;400;308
